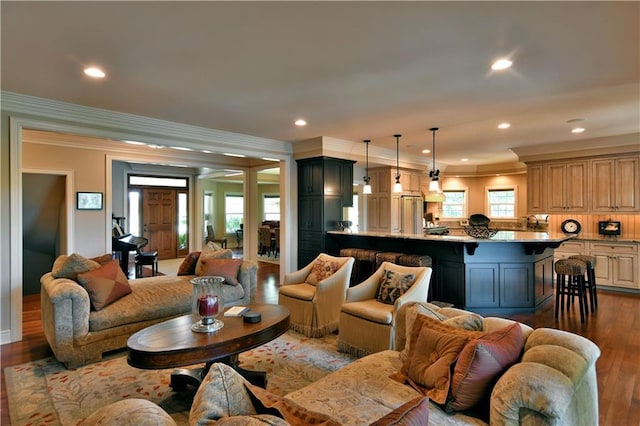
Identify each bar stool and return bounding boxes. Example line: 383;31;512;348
375;252;405;270
339;248;380;285
135;251;158;278
397;254;432;268
554;258;588;323
568;254;597;313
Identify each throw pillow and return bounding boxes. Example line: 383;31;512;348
198;258;242;286
203;241;224;253
245;382;341;426
76;259;132;311
195;248;233;276
177;251;201;276
398;315;486;404
89;253;114;266
446;322;524;412
305;258;341;286
376;269;416;305
369;397;430;425
442;313;484;332
52;253;101;281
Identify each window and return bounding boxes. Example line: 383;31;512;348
487;188;516;218
442;190;466;218
263;195;280;221
225;194;244;233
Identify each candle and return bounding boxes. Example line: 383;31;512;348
198;294;218;317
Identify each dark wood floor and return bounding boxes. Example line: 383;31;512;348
2;261;639;425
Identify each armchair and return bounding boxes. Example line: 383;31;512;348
278;253;354;337
337;261;432;357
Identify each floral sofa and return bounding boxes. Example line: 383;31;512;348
40;248;258;368
84;302;600;425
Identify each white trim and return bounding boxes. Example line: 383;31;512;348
9;117;23;342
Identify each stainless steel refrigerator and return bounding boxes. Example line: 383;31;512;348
401;195;424;234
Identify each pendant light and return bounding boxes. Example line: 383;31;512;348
393;134;403;193
424;127;446;202
362;140;372;195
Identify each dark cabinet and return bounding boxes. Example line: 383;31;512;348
297;157;355;268
466;262;533;309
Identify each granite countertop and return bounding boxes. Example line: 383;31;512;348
327;230;574;243
568;234;640;244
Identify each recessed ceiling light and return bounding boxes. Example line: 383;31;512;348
123;140;145;145
148;144;164;149
491;58;512;71
170;146;193;151
201;150;213;154
84;67;106;78
223;152;246;158
460;158;469;162
498;122;511;129
294;119;307;127
421;149;431;154
571;127;586;134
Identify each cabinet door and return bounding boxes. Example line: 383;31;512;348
500;263;533;307
592;159;616;211
299;196;323;230
390;194;402;233
592;253;613;285
341;162;354;207
465;264;499;307
535;256;554;304
613;254;639;289
615;157;639;211
565;161;589;211
299;161;323;196
366;195;390;232
546;164;567;212
527;164;545;213
323;160;342;198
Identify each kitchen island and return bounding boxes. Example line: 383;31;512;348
326;230;575;315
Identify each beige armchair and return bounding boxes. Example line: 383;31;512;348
337;261;432;357
278;253;355;337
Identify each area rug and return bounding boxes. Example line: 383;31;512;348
4;331;355;426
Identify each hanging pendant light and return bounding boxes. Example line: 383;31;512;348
424;127;446;202
393;134;403;193
363;139;372;195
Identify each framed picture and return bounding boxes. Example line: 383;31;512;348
77;192;103;210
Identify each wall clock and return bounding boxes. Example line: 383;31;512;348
561;219;582;234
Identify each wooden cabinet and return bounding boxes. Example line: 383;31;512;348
591;156;640;212
589;241;639;289
466;262;534;308
527;164;545;213
297;157;355;267
546;160;589;212
365;167;423;233
554;240;587;261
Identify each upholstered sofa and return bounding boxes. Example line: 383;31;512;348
40;251;258;368
84;302;600;425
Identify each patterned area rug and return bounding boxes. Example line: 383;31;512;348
4;331;355;426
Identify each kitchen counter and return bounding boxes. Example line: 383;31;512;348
326;230;573;315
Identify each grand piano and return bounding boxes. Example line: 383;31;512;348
112;233;148;275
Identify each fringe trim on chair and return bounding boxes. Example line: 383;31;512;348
289;321;338;338
337;340;372;358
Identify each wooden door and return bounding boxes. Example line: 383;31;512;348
143;188;177;260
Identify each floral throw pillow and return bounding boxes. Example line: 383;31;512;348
377;270;416;305
305;259;340;286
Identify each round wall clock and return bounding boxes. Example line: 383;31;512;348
561;219;582;234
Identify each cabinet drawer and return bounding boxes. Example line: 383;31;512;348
557;240;587;252
589;242;638;254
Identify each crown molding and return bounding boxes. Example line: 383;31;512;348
1;91;292;157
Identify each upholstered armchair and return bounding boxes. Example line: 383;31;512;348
337;261;432;357
278;253;355;337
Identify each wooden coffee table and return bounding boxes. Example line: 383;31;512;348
127;303;290;389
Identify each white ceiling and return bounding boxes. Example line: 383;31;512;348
2;1;638;169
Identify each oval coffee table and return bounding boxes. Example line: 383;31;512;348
127;303;290;389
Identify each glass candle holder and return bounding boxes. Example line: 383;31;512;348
190;276;225;333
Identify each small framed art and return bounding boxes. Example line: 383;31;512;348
77;192;103;210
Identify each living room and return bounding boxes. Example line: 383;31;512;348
1;2;639;425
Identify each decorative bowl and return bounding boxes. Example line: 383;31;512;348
463;226;499;239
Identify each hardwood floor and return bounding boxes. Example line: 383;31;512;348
2;261;638;425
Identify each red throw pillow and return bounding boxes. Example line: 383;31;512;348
177;251;201;276
76;259;132;311
370;397;430;425
446;322;524;412
198;258;242;286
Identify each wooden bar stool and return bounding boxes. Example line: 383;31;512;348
339;248;380;285
554;258;588;323
569;254;598;313
375;252;405;270
135;251;158;278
